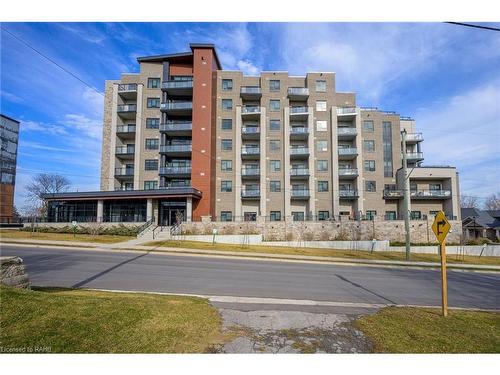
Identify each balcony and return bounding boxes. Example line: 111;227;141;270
159;144;192;156
338;168;358;179
159;121;192;136
405;133;423;143
241;189;260;199
290;106;309;120
241;126;260;140
114;167;134;179
241;106;261;120
290;168;309;179
290;147;309;159
338;148;358;160
240;86;262;99
161;80;193;95
117;84;138;99
116;125;136;139
159;181;191;189
117;104;137;119
339;190;359;199
241;146;260;160
290;126;309;140
288;87;309;100
291;189;310;199
241;167;260;179
160;101;193;115
159;166;192;178
337;127;357;140
383;189;452;200
406;152;424;162
115;146;135;159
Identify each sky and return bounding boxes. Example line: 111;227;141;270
1;22;499;212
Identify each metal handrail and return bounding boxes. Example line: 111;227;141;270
137;217;156;237
290;168;309;175
115;146;135;154
337;107;356;114
241;86;261;94
242;106;261;114
290;106;309;114
117;104;137;112
338;148;358;155
288;87;310;95
116;125;136;133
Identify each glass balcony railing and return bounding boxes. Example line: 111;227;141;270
241;147;260;155
116;125;136;133
159;166;192;175
337;128;357;136
290;127;309;135
291;189;310;197
338;148;358;156
159;181;191;189
241;86;262;95
242;126;260;134
337;107;357;115
241;189;260;198
160;144;192;153
118;84;137;92
161;101;193;110
117;104;137;112
115;146;135;155
241;168;260;176
161;80;193;89
114;168;134;176
384;189;451;198
290;106;309;114
338;168;358;176
288;87;309;96
290;147;309;155
290;168;309;176
406;152;424;159
406;133;423;142
159;121;192;132
339;190;358;198
242;106;261;114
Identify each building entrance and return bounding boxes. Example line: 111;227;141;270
159;200;186;226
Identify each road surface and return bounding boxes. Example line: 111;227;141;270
1;244;499;310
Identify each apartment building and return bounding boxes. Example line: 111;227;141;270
42;43;461;224
0;114;20;223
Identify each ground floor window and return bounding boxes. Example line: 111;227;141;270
318;211;329;221
103;199;146;222
270;211;281;221
385;211;397;220
220;211;232;222
292;212;305;221
48;200;97;222
365;210;377;220
410;211;422;220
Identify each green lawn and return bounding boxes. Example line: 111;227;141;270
0;230;133;244
144;240;500;266
0;286;226;353
354;307;500;353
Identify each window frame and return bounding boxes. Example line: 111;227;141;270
365;180;377;192
364;160;376;172
147;78;161;89
270;180;281;192
221;79;233;91
315;80;327;92
269;79;280;91
221;160;233;172
221;139;233;151
315;100;327;112
317;160;328;172
269;99;281;112
270;160;281;172
269;119;281;131
318;181;329;192
145;138;159;150
147;97;160;108
221;99;233;111
221;180;233;192
144;159;158;171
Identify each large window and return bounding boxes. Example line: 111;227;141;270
364;160;375;172
270;180;281;192
269;140;281;152
270;99;281;111
48;200;97;223
366;210;377;220
365;180;377;192
318;181;329;192
316;120;327;132
221;181;232;192
269;119;280;131
383;121;393;177
147;98;160;108
316;100;327;111
144;159;158;171
222;99;233;110
292;212;305;221
221;118;232;130
270;160;281;172
221;139;232;151
221;160;232;171
220;211;232;222
146;118;159;129
147;78;161;89
103;199;147;222
316;80;327;92
385;211;397;220
144;181;158;190
145;139;159;150
317;160;328;171
363;140;375;152
363;120;374;132
222;79;233;91
270;211;281;221
269;80;280;91
318;211;329;221
316;140;328;152
411;211;422;220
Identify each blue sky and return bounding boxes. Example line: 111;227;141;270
1;22;499;211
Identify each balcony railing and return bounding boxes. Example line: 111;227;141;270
160;144;192;153
337;107;356;115
337;127;357;136
159;121;192;132
117;104;137;112
118;84;137;92
159;166;192;175
406;133;423;142
241;86;262;95
383;189;452;199
161;101;193;110
338;168;358;176
242;126;260;134
116;125;136;133
291;189;310;197
406;152;424;159
339;190;358;198
288;87;309;96
161;80;193;89
290;168;309;176
241;189;260;198
242;106;261;114
159;181;191;189
290;127;309;135
290;147;309;155
115;146;135;155
241;168;260;176
338;148;358;156
241;147;260;155
114;168;134;176
290;106;309;114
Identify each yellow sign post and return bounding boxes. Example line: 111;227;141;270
431;211;451;317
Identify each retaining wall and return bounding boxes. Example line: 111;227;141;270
0;256;30;289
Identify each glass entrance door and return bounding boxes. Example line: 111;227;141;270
159;201;187;226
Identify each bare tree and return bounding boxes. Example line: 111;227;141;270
25;173;70;217
484;192;500;210
460;195;479;209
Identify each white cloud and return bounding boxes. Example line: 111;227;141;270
1;90;23;103
237;60;260;75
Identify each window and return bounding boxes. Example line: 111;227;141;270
145;139;159;150
221;119;232;130
147;98;160;108
147;78;161;89
317;160;328;172
318;211;329;221
385;211;397;220
220;211;232;222
269;80;280;91
292;212;305;221
270;100;281;112
364;160;375;172
363;140;375;152
221;181;232;192
430;184;442;191
222;79;233;91
270;181;281;192
382;121;393;177
144;181;158;190
270;160;281;172
244;212;257;221
366;210;377;220
269;140;281;152
270;211;281;221
316;140;328;152
316;120;327;132
411;211;422;220
221;139;232;151
316;100;327;111
146;118;159;129
363;120;374;132
316;80;327;92
318;181;329;192
269;119;280;131
144;159;158;171
222;99;233;110
365;181;377;192
221;160;232;171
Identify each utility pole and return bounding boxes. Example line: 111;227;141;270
401;130;411;260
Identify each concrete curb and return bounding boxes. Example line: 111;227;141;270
2;239;500;273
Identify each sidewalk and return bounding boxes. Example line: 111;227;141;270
2;238;499;272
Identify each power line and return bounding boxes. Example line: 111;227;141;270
445;22;500;32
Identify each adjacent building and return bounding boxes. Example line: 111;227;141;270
0;114;20;223
43;43;461;224
461;208;500;241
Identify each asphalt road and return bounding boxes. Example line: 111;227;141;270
2;244;499;310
